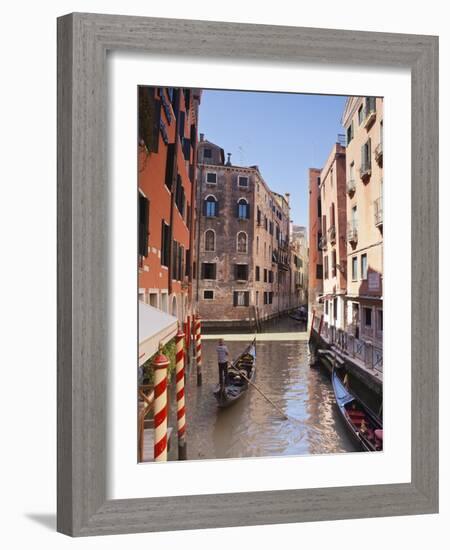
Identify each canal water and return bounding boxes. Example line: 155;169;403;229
167;316;359;460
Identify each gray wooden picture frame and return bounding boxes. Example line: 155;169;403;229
57;12;439;537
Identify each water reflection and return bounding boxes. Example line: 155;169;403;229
168;333;358;461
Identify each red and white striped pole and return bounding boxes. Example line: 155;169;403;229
152;347;169;462
195;315;202;386
175;326;187;460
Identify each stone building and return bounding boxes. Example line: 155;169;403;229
319;142;347;331
308;168;324;317
138;87;201;323
342;96;383;347
290;225;309;308
195;136;293;329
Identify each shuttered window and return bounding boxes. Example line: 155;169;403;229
138;195;149;257
233;291;249;307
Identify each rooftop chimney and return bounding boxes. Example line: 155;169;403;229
199;133;204;142
226;153;232;166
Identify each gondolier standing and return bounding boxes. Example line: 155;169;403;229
216;339;229;392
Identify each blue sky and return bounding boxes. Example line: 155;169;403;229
198;90;347;229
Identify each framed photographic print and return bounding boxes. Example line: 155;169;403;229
57;13;438;536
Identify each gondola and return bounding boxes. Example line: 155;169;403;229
288;308;307;323
332;367;383;451
213;339;256;408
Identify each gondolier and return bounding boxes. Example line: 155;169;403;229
213;339;256;407
216;339;229;391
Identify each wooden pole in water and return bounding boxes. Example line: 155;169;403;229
195;315;202;386
175;326;187;460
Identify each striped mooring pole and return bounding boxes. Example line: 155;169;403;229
195;315;202;386
175;327;187;460
152;347;169;462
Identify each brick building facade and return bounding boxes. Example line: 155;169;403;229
138;86;201;323
195;136;295;329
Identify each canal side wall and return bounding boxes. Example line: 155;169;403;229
309;329;382;398
202;306;302;332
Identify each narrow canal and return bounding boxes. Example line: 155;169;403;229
168;316;359;460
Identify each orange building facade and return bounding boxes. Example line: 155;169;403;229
138;87;201;323
308;168;324;317
342;97;383;346
320;142;347;331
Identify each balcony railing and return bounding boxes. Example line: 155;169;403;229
374;197;383;227
346;179;356;195
375;142;383;165
347;222;358;244
328;225;336;245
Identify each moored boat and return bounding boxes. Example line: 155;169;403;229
213;339;256;408
332;367;383;451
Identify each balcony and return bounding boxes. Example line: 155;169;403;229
346;179;356;195
375;142;383;166
319;235;327;250
363;98;376;129
328;225;336;245
374;197;383;228
347;222;358;245
360;161;371;182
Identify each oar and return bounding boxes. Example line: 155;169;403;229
229;367;288;420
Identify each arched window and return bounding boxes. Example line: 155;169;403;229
204;195;218;217
237;231;248;253
237;198;249;219
205;229;215;252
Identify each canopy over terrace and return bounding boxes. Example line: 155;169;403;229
139;302;178;367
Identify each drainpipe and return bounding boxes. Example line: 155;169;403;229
189;113;199;310
195;164;203;304
168;89;181;298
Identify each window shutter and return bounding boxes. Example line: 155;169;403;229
138;196;149;257
178;110;185;141
165;143;175;190
245;265;249;280
151;99;161;153
201;263;205;279
203;199;208;216
236;203;240;218
212;263;217;280
161;221;166;266
185;249;191;276
368;138;372;168
244;292;249;307
233;292;238;307
215;200;219;216
246;204;250;219
235;264;238;280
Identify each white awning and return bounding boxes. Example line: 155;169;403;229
139;302;178;367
